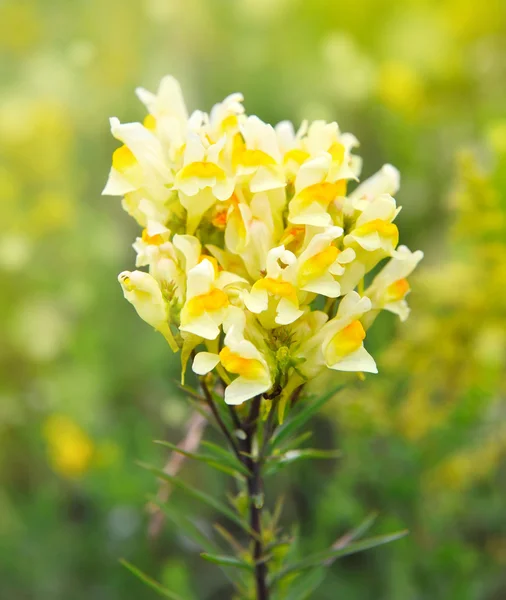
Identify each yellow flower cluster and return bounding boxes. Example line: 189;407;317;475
105;76;423;405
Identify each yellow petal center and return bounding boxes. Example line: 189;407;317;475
233;134;276;167
299;245;339;285
385;278;410;302
141;229;165;245
330;320;365;357
256;278;298;303
353;219;399;245
186;287;229;317
180;161;226;180
143;114;157;131
221;114;239;131
219;347;265;379
112;145;137;172
284;149;310;165
297;180;347;209
328;142;345;164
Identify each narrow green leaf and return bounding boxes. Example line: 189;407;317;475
156;500;248;590
284;567;326;600
200;553;253;571
269;385;345;450
213;523;245;554
120;559;186;600
138;462;253;536
328;512;379;555
200;441;251;476
277;431;313;452
154;440;246;478
150;498;218;554
265;449;342;476
271;529;409;585
282;511;382;597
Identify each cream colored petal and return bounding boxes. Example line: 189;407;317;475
345;231;382;252
183;133;206;164
250;167;286;193
216;271;249;289
301;276;341;298
338;247;356;264
110;117;170;182
192;352;220;375
350;164;400;203
328;345;377;373
289;206;333;228
383;299;410;321
102;167;136;196
244;287;269;314
185;260;214;299
224;377;271;406
355;194;397;226
372;246;424;287
275;298;304;325
338;291;371;320
173;234;202;271
136;75;188;122
180;313;220;340
213;178;236;201
294;154;331;192
179;189;217;234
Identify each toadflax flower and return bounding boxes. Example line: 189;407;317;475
105;75;422;405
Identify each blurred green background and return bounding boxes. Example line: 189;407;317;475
1;0;506;598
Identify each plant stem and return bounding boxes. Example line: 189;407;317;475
245;396;269;600
200;378;243;464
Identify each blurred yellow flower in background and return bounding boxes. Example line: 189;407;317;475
43;415;94;479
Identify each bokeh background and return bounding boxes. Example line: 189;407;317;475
1;0;506;598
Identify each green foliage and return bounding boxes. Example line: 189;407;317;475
138;463;253;536
154;440;248;478
269;385;345;451
120;560;187;600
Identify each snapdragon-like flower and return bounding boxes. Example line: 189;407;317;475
106;76;422;405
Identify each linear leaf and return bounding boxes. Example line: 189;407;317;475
276;431;313;452
138;462;252;536
200;441;250;476
327;512;379;558
150;498;219;554
284;567;326;600
156;500;248;590
200;553;253;571
271;529;409;585
154;440;246;477
265;449;342;476
269;385;345;451
120;559;186;600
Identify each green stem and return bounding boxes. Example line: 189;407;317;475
244;395;269;600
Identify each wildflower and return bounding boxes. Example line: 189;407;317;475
118;270;179;351
365;245;424;321
106;75;422;594
106;75;422;404
244;245;303;328
179;259;246;340
193;312;272;405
